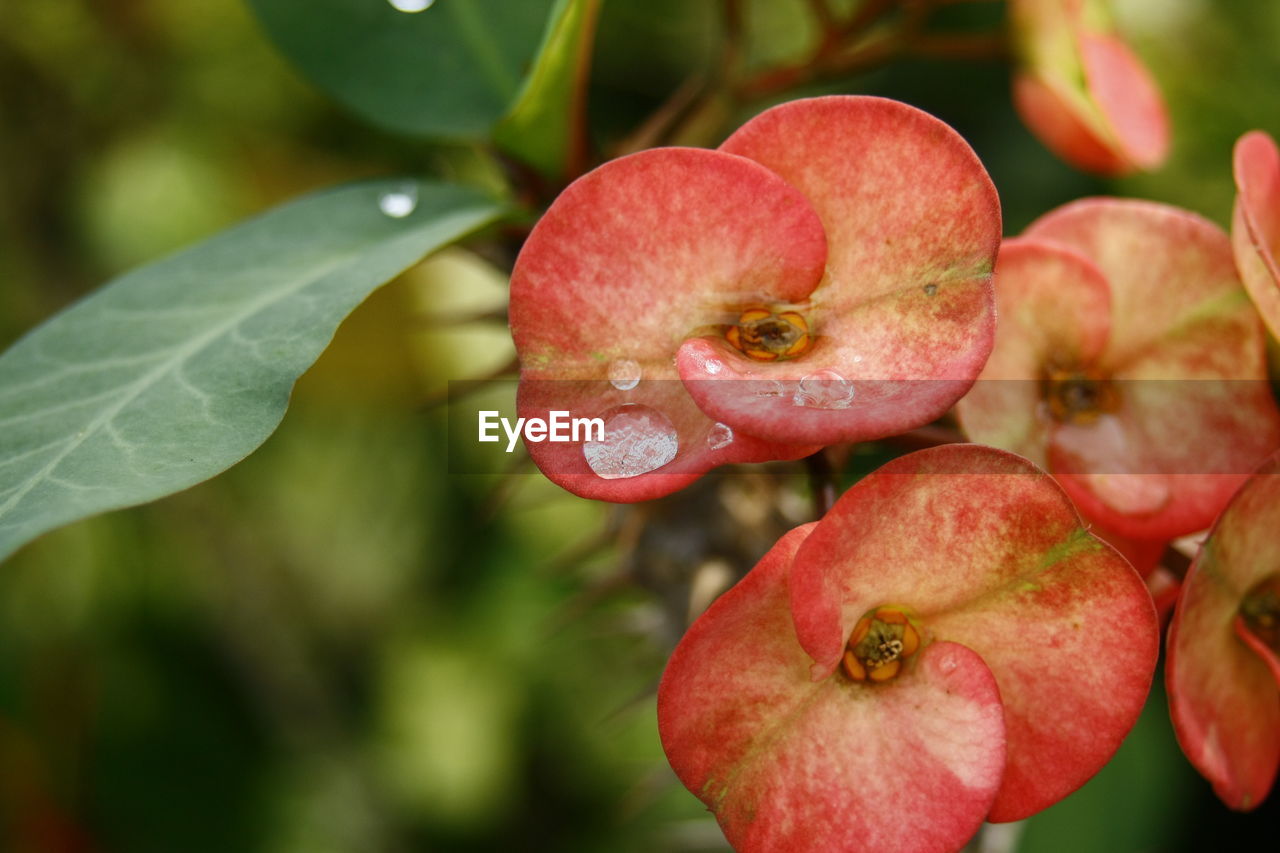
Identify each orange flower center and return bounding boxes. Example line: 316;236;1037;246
725;306;811;362
1042;366;1116;424
841;606;921;683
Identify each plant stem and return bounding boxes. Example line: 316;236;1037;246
806;449;839;519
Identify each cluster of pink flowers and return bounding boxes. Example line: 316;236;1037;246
506;4;1280;848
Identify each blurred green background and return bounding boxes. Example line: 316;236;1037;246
2;1;1279;850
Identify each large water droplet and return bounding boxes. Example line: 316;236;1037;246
707;423;734;451
583;405;679;479
704;357;724;376
378;184;418;218
607;358;642;391
388;0;435;12
793;369;856;409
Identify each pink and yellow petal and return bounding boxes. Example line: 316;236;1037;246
677;273;992;443
517;377;814;503
658;526;1006;853
1078;31;1169;170
509;146;828;499
789;445;1100;673
1232;131;1280;340
787;444;1157;820
928;541;1156;820
678;96;1000;445
510;146;827;375
1009;0;1168;175
1168;457;1280;809
1025;199;1247;370
956;237;1112;465
1047;307;1279;538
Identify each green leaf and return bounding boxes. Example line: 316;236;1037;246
247;0;558;139
492;0;602;180
0;180;505;564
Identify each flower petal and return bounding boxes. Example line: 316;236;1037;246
509;146;828;499
658;525;1006;853
957;237;1111;466
679;96;998;445
1232;130;1280;340
1078;31;1169;170
1009;0;1168;175
1167;455;1280;810
516;378;814;503
1022;199;1280;537
788;444;1157;821
1025;199;1251;368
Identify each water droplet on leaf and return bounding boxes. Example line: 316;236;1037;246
793;370;856;409
583;405;678;479
707;423;734;450
607;358;642;390
378;184;418;218
388;0;435;12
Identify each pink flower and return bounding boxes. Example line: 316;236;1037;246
1167;453;1280;810
957;199;1280;540
1232;130;1280;340
1009;0;1169;175
658;444;1157;851
509;97;1000;501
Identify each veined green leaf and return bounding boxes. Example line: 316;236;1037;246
0;180;505;563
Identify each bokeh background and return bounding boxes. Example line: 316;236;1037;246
2;1;1279;850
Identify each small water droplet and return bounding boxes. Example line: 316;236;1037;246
607;358;642;390
754;379;787;398
388;0;435;12
707;423;734;450
378;184;418;218
923;283;938;296
793;369;856;409
704;357;724;376
583;405;679;479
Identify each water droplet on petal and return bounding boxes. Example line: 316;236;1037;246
607;358;642;390
924;283;938;296
583;405;678;479
755;379;787;398
704;357;724;376
793;369;856;409
378;183;418;218
707;423;734;450
388;0;435;12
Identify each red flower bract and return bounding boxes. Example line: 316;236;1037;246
957;199;1280;541
658;444;1158;852
1232;130;1280;341
1009;0;1169;176
1167;453;1280;811
509;96;1000;502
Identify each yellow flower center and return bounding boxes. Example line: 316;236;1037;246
841;606;922;683
1042;366;1116;424
725;306;811;362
